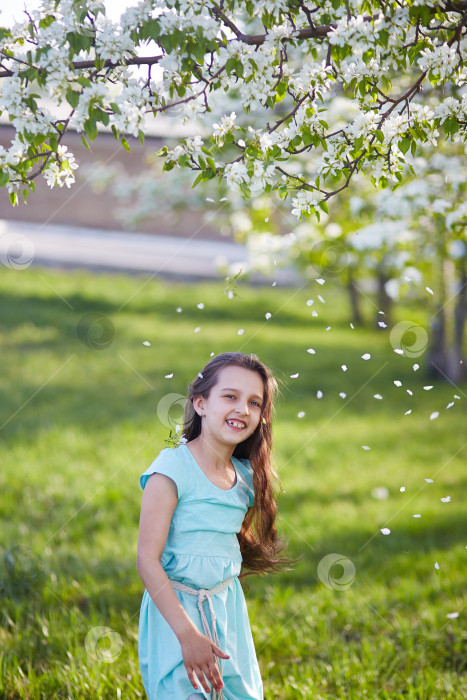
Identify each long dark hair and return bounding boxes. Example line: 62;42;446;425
182;352;290;576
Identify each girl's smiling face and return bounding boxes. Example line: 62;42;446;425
193;365;264;446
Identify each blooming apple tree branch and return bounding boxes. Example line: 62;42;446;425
0;0;466;215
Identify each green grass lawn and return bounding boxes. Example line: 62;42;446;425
0;266;466;699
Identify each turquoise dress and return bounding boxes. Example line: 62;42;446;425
138;444;264;700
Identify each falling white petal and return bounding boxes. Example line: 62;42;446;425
290;373;299;378
265;312;272;320
272;281;277;287
424;385;433;391
362;353;371;360
264;217;269;222
312;310;318;317
198;372;204;378
404;409;412;415
380;528;391;535
176;307;182;312
362;445;371;450
407;389;413;396
430;411;439;420
374;394;383;400
454;394;460;400
228;290;234;299
194;326;201;333
316;278;325;285
446;612;459;619
434;562;439;569
339;392;347;398
400;486;406;492
325;326;331;331
378;321;387;328
297;411;305;418
413;364;420;371
206;197;214;202
394;348;404;355
425;478;434;483
237;329;245;335
306;299;314;306
318;295;325;303
413;514;421;518
341;365;347;371
378;310;385;315
143;341;151;346
446;402;454;409
307;348;316;354
350;323;355;329
197;303;205;309
441;496;451;502
426;286;434;295
317;390;323;399
165;373;173;378
394;380;402;387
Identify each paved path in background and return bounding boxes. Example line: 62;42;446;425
0;220;297;284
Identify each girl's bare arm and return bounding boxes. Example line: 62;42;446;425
136;473;229;694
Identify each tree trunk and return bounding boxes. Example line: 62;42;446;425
426;309;447;378
375;268;392;328
347;269;363;326
447;258;467;383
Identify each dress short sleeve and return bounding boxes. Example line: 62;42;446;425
140;447;188;499
234;457;255;507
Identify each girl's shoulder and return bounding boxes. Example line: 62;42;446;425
139;445;193;499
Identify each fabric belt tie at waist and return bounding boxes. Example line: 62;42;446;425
170;577;234;700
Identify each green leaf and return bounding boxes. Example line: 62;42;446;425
81;134;91;151
120;136;130;152
66;87;79;109
9;191;18;206
138;130;145;146
398;137;411;155
0;170;10;187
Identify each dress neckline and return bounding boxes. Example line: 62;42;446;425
182;444;239;492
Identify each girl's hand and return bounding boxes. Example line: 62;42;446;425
179;627;230;694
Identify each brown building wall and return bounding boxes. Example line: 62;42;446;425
0;125;222;240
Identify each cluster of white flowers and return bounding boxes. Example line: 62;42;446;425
43;145;79;189
111;80;152;137
120;0;153;32
165;135;205;167
328;14;383;51
69;82;109;131
250;162;276;195
212;113;237;144
292;61;334;98
291;189;323;219
418;43;460;81
340;55;388;84
224;161;250;193
95;17;134;63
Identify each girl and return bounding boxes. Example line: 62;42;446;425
137;352;289;700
